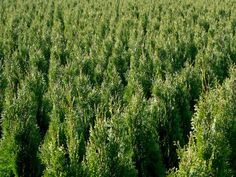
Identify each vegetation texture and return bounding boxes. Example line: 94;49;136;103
0;0;235;176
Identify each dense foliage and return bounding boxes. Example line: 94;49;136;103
0;0;235;176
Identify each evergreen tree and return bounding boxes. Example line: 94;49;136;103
0;40;5;137
170;66;236;177
85;112;137;177
0;75;42;177
124;92;165;177
39;102;69;177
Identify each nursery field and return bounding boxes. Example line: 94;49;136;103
0;0;235;176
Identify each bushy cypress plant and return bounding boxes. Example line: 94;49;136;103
124;91;165;177
0;41;5;137
170;66;236;177
85;111;137;177
39;103;70;177
0;75;43;177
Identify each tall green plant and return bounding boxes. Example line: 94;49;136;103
170;66;236;177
